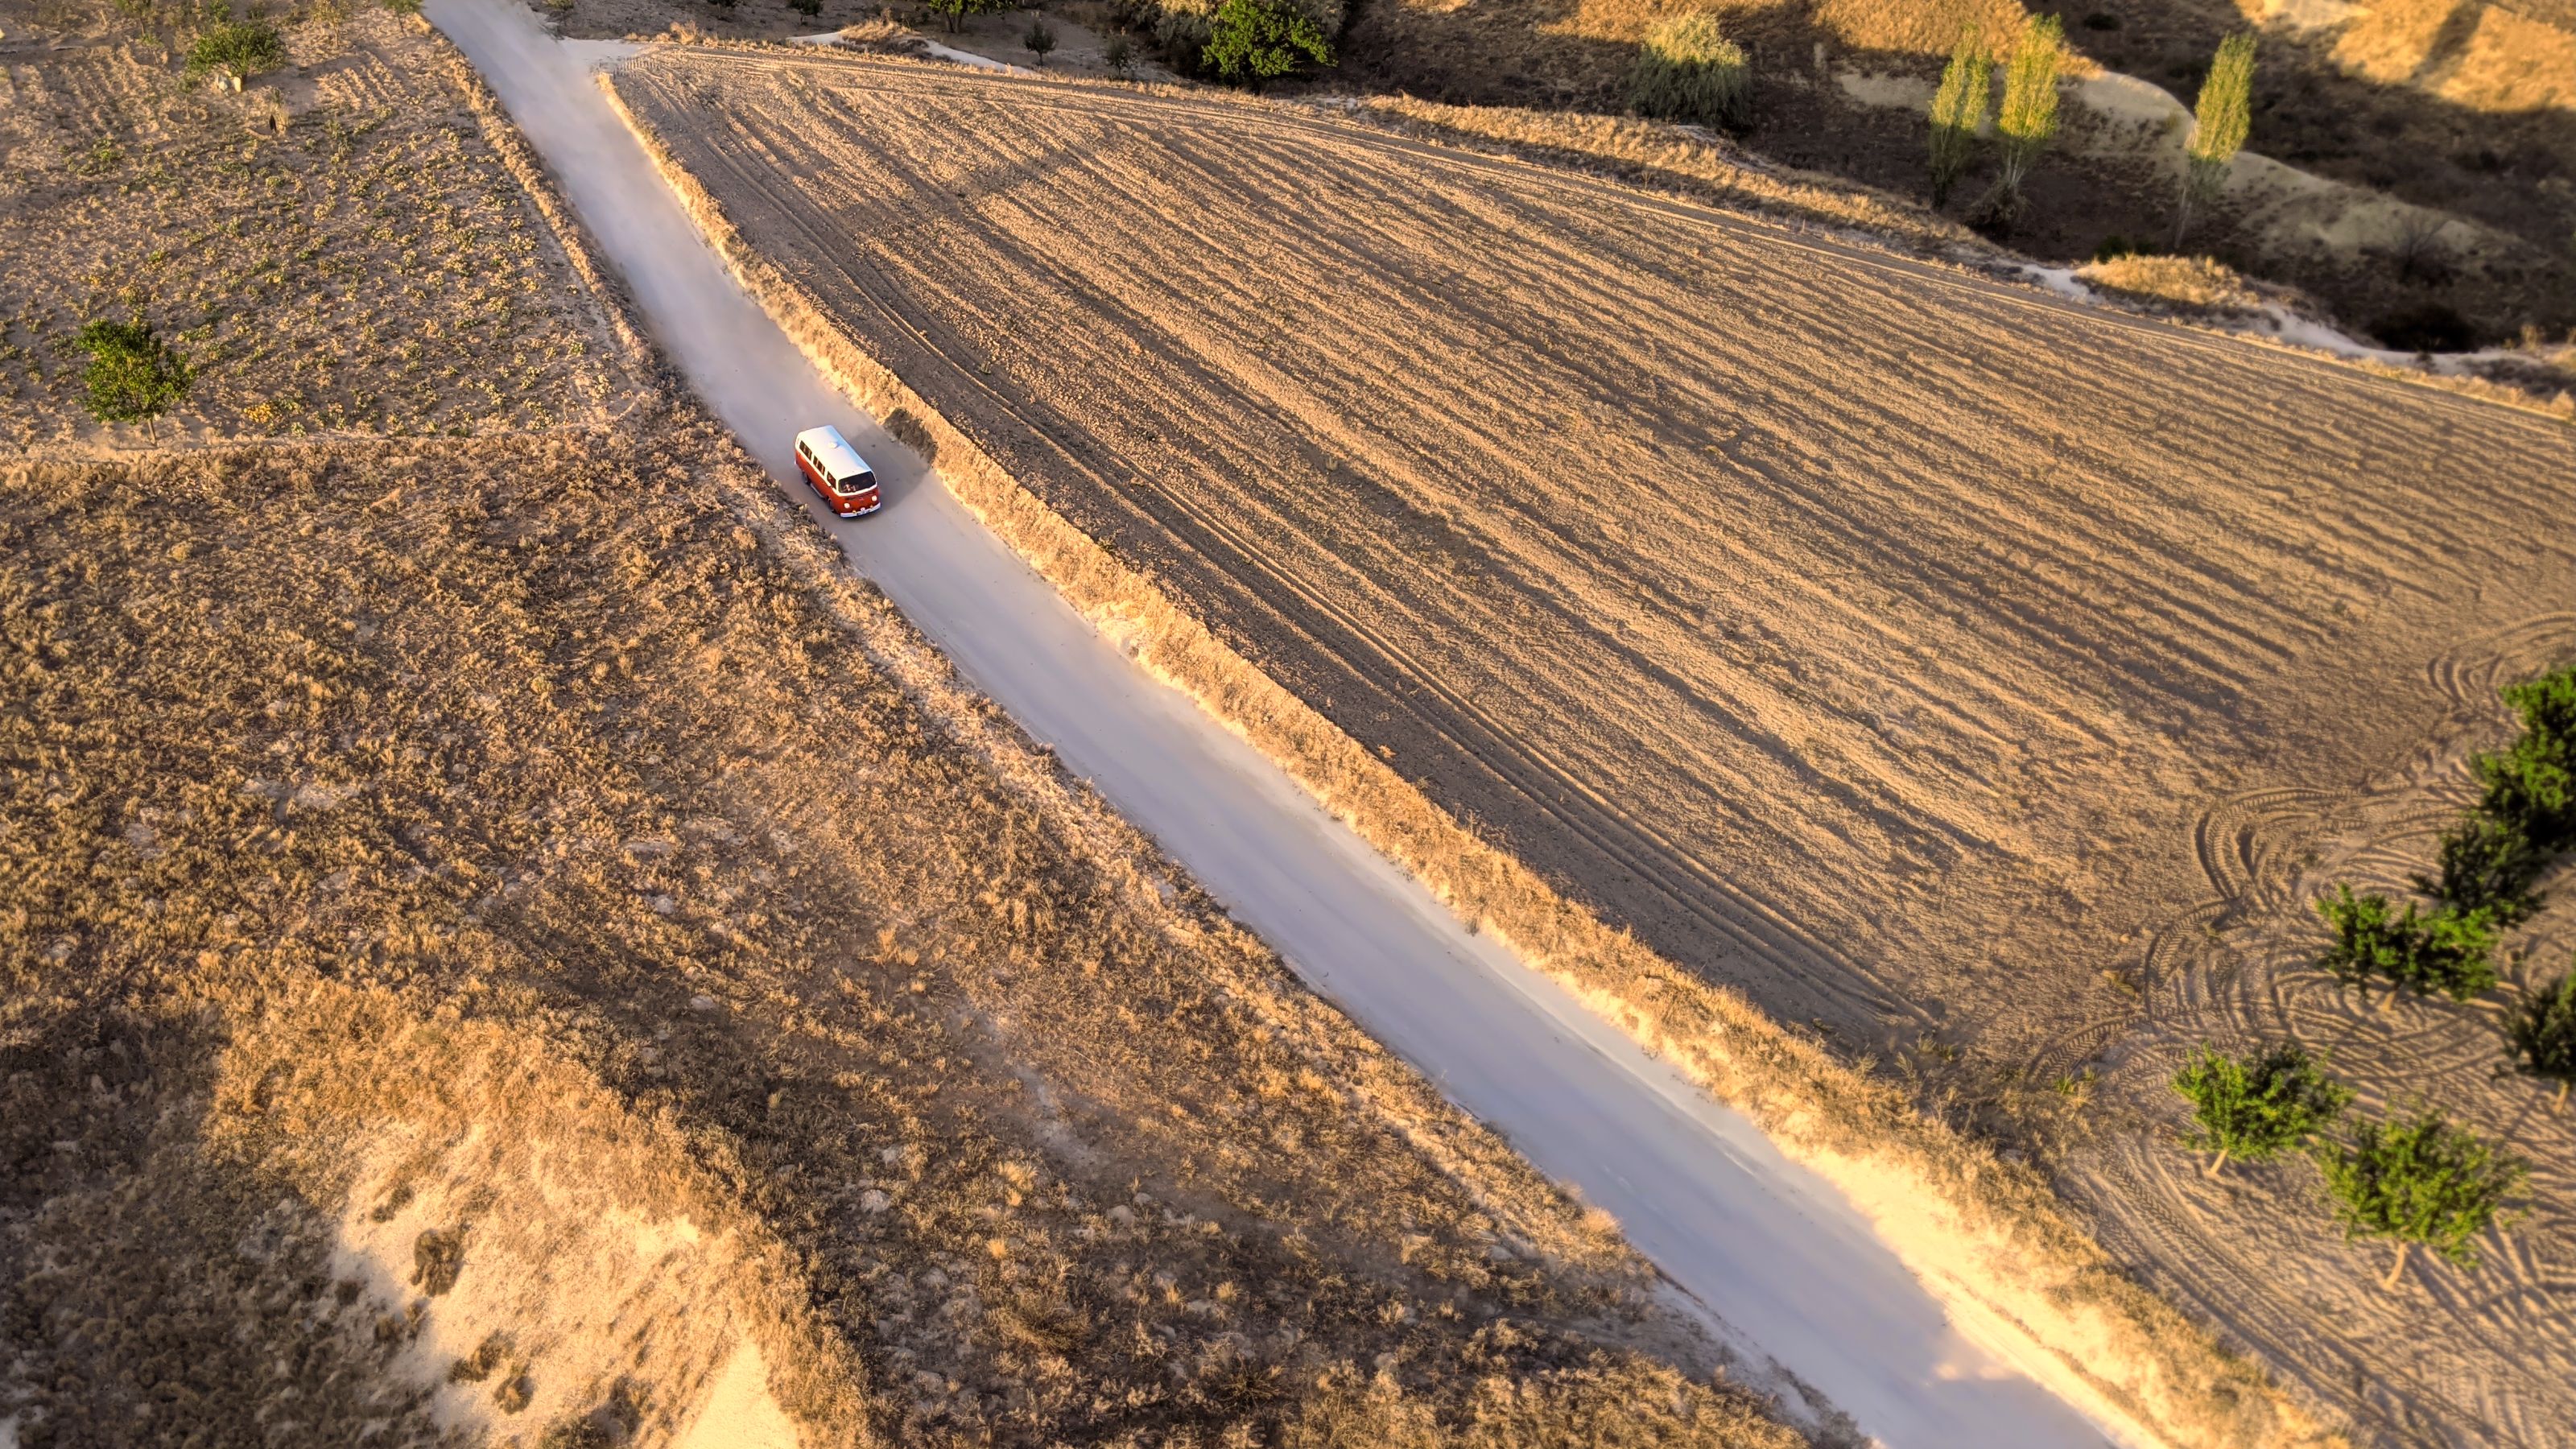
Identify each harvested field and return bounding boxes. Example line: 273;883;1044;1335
609;46;2576;1444
0;415;1810;1448
0;3;629;447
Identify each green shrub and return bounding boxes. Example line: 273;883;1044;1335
2314;885;2498;1005
1200;0;1331;92
1925;26;1988;208
2504;968;2576;1108
2478;665;2576;848
75;317;193;436
188;19;285;86
790;0;823;17
382;0;423;14
1103;34;1135;75
1024;19;1056;63
2171;1042;2349;1177
2316;1107;2526;1288
1629;13;1751;132
2421;813;2545;923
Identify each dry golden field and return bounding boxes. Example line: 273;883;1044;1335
0;2;630;447
3;420;1806;1449
0;8;1819;1447
610;47;2576;1444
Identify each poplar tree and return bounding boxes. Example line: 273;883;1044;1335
2174;32;2256;246
1926;26;1989;208
1988;14;2062;222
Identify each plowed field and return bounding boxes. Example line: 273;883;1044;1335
613;48;2576;1445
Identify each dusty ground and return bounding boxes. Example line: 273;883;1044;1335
610;47;2576;1444
0;8;1819;1447
0;2;630;446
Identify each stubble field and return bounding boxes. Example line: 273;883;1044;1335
609;46;2576;1446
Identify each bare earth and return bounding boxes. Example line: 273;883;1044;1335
0;10;1814;1447
609;47;2576;1446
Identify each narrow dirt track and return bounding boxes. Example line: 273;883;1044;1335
601;43;2576;1447
423;0;2140;1443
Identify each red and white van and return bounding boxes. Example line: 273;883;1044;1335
792;425;881;517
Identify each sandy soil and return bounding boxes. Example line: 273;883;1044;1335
0;4;630;447
609;47;2576;1444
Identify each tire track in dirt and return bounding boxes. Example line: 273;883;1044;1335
2081;616;2576;1447
678;85;1929;1032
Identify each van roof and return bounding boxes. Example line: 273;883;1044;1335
794;425;871;481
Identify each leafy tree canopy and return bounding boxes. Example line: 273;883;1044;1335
2316;1107;2526;1287
2172;1042;2349;1176
1202;0;1331;91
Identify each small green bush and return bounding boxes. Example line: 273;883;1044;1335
2504;968;2576;1108
2421;813;2545;923
1629;13;1751;132
2479;665;2576;847
1200;0;1331;92
1024;19;1056;63
1103;34;1135;75
2316;1107;2526;1288
2314;885;2497;1005
2171;1042;2349;1177
790;0;823;17
188;19;286;86
75;316;193;435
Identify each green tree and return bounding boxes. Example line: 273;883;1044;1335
75;317;193;439
2421;812;2546;923
187;19;285;89
1926;26;1989;208
2478;664;2576;849
1629;12;1752;132
2504;968;2576;1109
1200;0;1331;92
2174;32;2255;246
1024;18;1056;63
789;0;822;17
2314;885;2498;1006
922;0;1009;34
2316;1107;2527;1289
2171;1042;2350;1177
1988;13;2062;222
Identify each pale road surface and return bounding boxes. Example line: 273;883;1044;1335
428;1;2132;1442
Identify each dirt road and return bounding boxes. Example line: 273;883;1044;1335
423;0;2144;1442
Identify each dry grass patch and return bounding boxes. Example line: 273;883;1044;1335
2074;252;2277;315
0;414;1807;1447
0;4;626;447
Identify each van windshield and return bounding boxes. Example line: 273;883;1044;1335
834;471;876;494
